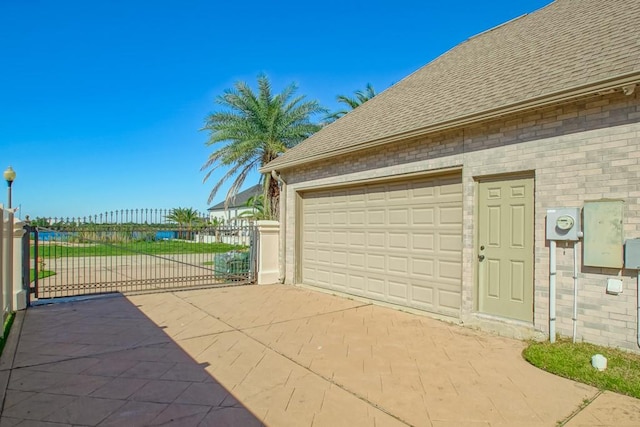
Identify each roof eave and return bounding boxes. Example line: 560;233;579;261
261;71;640;173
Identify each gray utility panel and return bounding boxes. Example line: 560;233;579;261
546;207;581;241
625;238;640;270
583;200;624;269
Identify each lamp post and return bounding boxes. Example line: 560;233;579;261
3;166;16;209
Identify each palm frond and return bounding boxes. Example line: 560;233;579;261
202;74;326;216
324;83;377;122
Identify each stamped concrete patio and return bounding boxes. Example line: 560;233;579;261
1;284;639;426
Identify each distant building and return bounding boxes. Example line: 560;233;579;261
207;184;262;223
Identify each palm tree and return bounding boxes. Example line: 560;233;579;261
165;207;202;240
237;194;268;222
325;83;376;122
201;74;326;219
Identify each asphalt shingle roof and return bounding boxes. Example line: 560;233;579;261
208;184;262;210
265;0;640;171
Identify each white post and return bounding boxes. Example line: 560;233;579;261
2;209;14;315
256;220;280;285
13;218;26;310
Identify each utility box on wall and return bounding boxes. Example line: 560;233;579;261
583;200;624;268
546;208;581;241
624;238;640;269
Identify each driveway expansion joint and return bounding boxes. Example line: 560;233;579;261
237;303;374;332
557;390;603;426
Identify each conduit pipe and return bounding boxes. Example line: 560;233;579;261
572;241;579;343
549;240;557;343
637;270;640;348
271;170;286;283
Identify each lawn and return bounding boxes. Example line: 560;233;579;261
29;269;56;281
523;339;640;399
32;240;243;258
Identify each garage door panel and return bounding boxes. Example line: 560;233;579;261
388;280;408;300
438;260;462;280
412;233;434;251
349;253;365;268
331;191;348;206
333;212;348;225
331;251;348;266
366;254;386;271
388;233;409;249
332;272;347;288
439;233;462;252
304;212;317;225
303;230;317;244
412;185;436;199
367;210;386;225
349;210;366;225
349;274;366;291
388;256;408;274
315;269;331;285
366;277;385;296
349;231;365;246
439;206;463;224
411;284;433;305
437;290;461;310
412;258;434;277
412;207;435;224
316;249;331;264
389;209;409;224
332;231;348;246
301;173;462;318
317;212;331;225
317;231;331;244
367;232;386;248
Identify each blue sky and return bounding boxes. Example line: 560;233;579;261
0;0;551;220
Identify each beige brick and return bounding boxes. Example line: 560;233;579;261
284;91;640;352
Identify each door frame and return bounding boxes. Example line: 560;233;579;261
474;171;535;321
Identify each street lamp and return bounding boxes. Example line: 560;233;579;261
3;166;16;209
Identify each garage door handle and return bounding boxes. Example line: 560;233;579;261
478;255;485;261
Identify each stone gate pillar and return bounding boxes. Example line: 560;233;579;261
13;219;26;310
256;221;280;285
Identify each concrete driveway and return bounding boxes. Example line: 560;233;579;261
1;284;639;426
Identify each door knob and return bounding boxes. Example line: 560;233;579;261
478;254;485;261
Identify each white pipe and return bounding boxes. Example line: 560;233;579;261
572;241;579;343
637;270;640;348
549;240;557;343
271;170;286;283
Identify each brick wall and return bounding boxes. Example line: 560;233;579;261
281;90;640;351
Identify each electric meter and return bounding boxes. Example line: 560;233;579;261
546;208;581;241
556;215;575;231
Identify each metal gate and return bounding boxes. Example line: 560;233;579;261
26;210;257;300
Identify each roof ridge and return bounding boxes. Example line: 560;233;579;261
264;0;640;172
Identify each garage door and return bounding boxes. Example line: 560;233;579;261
300;172;463;317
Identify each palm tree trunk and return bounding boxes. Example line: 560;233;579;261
268;177;280;220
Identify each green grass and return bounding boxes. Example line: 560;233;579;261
523;339;640;399
32;241;242;258
29;269;56;282
0;312;15;358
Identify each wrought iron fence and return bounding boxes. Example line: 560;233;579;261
28;209;257;299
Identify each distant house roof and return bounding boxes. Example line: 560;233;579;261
208;184;263;211
263;0;640;172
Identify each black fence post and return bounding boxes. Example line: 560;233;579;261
22;224;36;306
